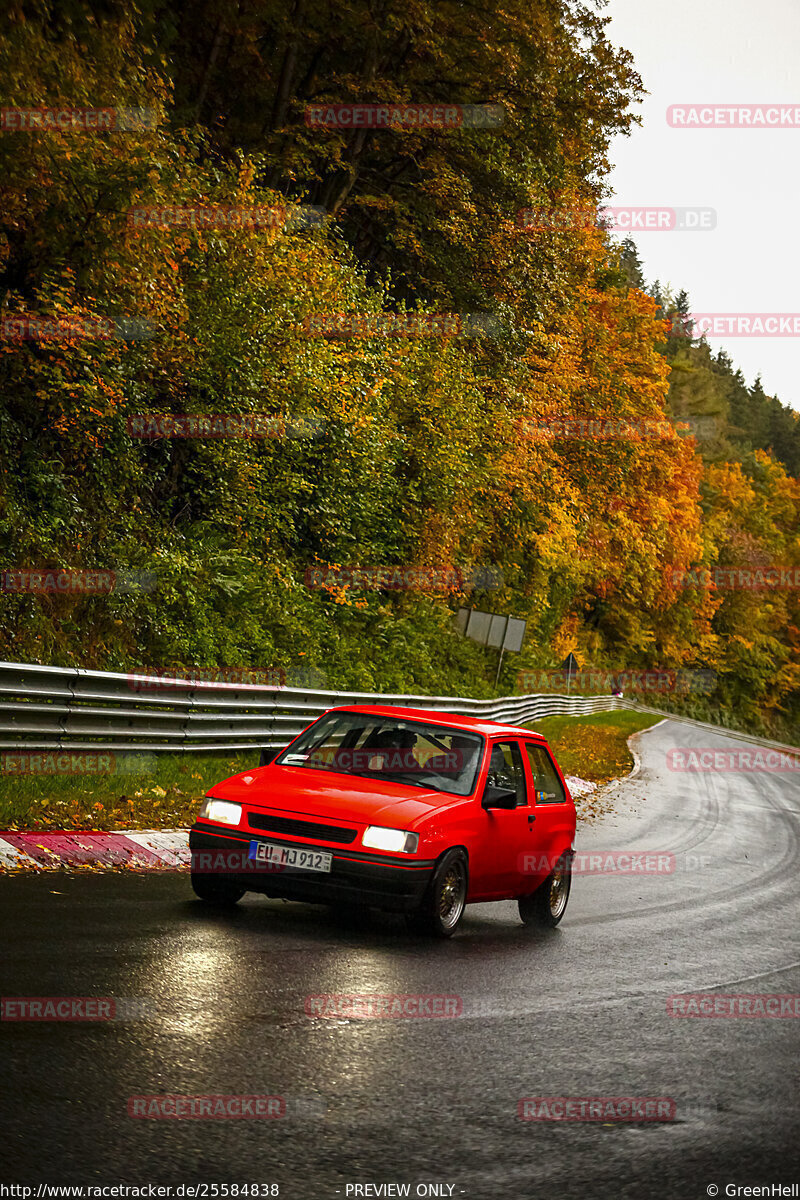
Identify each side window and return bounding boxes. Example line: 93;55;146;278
486;741;527;806
524;744;566;804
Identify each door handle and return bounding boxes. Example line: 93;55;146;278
527;813;536;824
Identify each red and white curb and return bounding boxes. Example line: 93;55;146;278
0;829;190;871
563;774;597;799
0;777;599;870
0;786;603;868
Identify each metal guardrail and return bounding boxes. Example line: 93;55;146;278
623;700;800;755
0;661;622;754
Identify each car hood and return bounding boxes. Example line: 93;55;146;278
208;764;459;827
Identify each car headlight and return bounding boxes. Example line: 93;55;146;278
362;826;419;853
199;798;242;826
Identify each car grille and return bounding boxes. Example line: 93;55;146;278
247;812;358;844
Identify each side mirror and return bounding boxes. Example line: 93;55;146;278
259;746;283;767
482;784;518;810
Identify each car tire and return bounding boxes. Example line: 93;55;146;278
406;848;468;938
190;871;246;907
518;854;572;928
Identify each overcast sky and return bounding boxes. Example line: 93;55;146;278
605;0;800;411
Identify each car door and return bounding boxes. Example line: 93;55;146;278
517;740;573;892
470;739;538;897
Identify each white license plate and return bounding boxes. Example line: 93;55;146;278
248;840;332;873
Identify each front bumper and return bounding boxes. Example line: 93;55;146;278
189;823;436;913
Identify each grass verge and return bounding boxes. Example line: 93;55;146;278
0;751;256;832
527;710;662;784
1;710;662;833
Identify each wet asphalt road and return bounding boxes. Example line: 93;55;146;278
2;718;800;1200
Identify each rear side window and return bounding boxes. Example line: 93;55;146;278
524;743;566;804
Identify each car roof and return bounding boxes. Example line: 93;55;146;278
326;704;547;740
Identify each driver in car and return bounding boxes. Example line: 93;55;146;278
365;727;419;775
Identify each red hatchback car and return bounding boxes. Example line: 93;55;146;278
189;705;576;937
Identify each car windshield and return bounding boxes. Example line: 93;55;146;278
275;712;485;796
